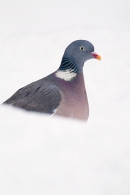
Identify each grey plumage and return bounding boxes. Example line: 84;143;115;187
4;78;62;114
3;40;101;120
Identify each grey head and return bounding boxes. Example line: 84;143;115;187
58;40;101;73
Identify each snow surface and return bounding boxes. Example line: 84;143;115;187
0;0;130;194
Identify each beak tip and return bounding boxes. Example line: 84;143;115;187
97;55;101;60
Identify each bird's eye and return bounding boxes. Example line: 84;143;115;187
79;46;85;51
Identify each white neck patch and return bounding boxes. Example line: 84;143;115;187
55;69;77;81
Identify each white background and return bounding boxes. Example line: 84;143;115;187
0;0;130;194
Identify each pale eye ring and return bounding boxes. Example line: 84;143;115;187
79;46;85;51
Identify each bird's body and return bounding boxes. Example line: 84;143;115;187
3;40;101;121
51;71;89;120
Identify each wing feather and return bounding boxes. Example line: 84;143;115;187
3;79;62;114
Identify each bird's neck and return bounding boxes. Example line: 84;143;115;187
55;57;83;81
59;57;78;72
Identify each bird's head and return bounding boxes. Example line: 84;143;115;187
63;40;101;70
56;40;101;81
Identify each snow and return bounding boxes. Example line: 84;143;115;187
0;0;130;194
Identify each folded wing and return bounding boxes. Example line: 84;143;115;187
3;79;62;114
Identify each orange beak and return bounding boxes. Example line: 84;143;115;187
91;52;101;60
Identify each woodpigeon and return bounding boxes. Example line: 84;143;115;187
3;40;101;120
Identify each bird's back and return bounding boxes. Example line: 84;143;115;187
3;77;62;114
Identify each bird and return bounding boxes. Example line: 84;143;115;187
3;40;101;121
